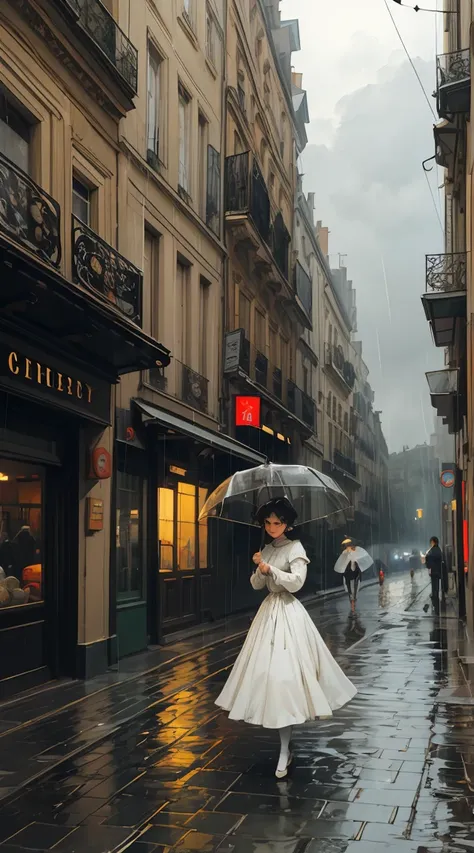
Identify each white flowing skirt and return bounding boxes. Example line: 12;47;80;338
216;592;357;729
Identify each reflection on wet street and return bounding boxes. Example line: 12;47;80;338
0;570;472;852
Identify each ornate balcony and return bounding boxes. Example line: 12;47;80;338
72;216;142;325
63;0;138;93
224;153;292;294
324;344;355;396
0;151;61;268
294;261;312;329
426;252;466;293
287;381;316;432
436;49;470;119
334;449;357;479
422;253;467;348
147;360;211;415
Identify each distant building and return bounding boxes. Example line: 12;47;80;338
388;445;442;547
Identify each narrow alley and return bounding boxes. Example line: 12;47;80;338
0;571;471;853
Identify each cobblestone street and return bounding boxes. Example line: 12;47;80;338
0;571;472;853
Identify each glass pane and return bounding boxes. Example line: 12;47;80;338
116;470;142;600
72;178;90;225
198;487;208;569
0;460;43;608
177;482;195;570
158;487;174;572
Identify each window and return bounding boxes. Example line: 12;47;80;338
270;328;278;366
206;6;216;66
116;469;143;602
198;112;209;219
72;177;91;226
234;132;243;154
0;97;30;173
269;172;275;193
200;277;210;377
177;482;196;570
144;229;160;340
332;397;337;421
158;483;208;573
178;84;191;195
176;260;190;365
0;460;43;608
239;291;251;338
198;487;208;569
344;412;349;433
255;309;266;348
206;145;220;235
147;43;162;166
183;0;194;27
280;336;289;379
303;364;309;395
338;403;342;426
328;422;333;457
327;392;331;415
158;487;174;571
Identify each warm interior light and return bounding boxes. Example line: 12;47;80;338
0;473;8;482
262;425;274;435
169;465;187;476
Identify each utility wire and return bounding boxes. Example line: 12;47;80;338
383;0;438;121
391;0;457;11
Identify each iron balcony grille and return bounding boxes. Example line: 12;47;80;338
148;360;210;415
334;449;357;479
72;215;142;325
425;252;466;293
63;0;138;94
437;48;470;91
287;380;316;431
0;151;61;268
270;213;290;281
325;344;356;391
294;261;312;319
225;151;271;245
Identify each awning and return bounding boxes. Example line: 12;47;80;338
0;237;170;380
133;398;266;465
426;368;460;433
421;290;466;347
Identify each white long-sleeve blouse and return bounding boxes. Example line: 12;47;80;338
250;538;310;595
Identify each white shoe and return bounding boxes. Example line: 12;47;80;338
275;751;293;779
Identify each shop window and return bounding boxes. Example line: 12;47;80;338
199;487;208;570
158;487;174;571
116;470;143;601
178;482;196;570
0;460;43;607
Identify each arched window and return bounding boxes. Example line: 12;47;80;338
259;137;268;169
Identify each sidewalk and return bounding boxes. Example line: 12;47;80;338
0;571;471;853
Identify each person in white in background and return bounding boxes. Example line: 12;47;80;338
215;498;357;779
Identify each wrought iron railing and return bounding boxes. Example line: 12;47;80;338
225;152;271;245
425;252;466;293
294;261;312;319
334;449;357;478
63;0;138;93
437;48;470;91
270;213;290;280
287;380;316;431
148;360;210;414
0;151;61;267
324;344;355;391
72;216;142;324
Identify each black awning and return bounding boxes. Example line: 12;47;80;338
0;237;170;380
421;290;466;347
133;398;266;465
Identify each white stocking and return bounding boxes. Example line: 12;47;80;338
277;725;292;773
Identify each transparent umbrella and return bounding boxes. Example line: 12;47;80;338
198;462;351;527
334;547;374;574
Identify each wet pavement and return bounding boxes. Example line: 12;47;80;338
0;570;472;852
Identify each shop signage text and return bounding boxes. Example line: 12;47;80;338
235;395;261;428
0;344;111;425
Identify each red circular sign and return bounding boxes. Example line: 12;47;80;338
440;470;455;488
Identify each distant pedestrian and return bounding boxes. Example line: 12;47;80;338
335;538;373;614
409;549;421;580
425;537;447;613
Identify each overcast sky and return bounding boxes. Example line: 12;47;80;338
281;0;445;452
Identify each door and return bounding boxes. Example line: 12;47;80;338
157;481;210;633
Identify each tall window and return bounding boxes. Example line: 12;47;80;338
199;277;210;378
338;403;342;427
206;145;220;235
176;260;190;366
72;177;92;226
144;229;160;340
327;392;331;415
0;97;30;173
177;483;196;570
239;291;251;339
147;44;162;165
255;309;266;351
198;112;208;219
332;397;337;422
178;84;191;194
206;6;216;65
303;364;309;395
280;337;289;380
0;460;43;607
183;0;194;26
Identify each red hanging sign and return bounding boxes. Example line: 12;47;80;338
235;396;261;428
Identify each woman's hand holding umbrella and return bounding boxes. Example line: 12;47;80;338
253;551;270;574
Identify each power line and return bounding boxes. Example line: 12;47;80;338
383;0;438;121
391;0;457;11
423;166;444;235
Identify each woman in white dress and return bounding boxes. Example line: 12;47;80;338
215;498;357;778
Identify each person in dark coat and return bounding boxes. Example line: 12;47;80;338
425;537;447;613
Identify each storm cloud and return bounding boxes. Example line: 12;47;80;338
299;56;444;451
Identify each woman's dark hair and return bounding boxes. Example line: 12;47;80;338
430;536;439;546
254;497;297;528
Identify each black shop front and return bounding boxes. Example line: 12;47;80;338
0;236;169;699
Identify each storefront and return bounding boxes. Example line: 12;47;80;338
112;401;265;655
0;235;170;698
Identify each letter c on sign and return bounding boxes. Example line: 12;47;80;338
8;352;19;375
